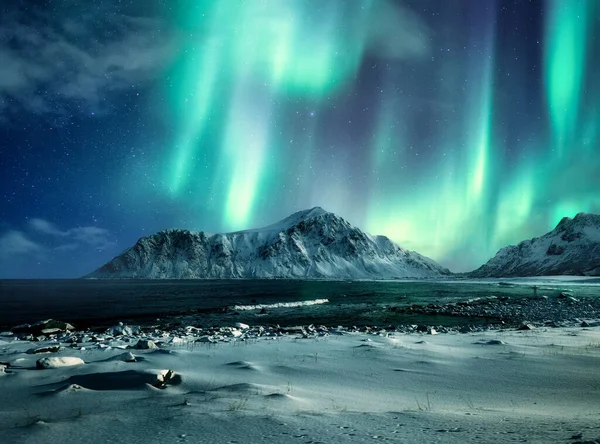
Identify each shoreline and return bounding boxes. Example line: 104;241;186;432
3;278;599;331
4;293;600;341
1;319;599;443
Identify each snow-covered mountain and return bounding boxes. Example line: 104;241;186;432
470;213;600;277
86;207;450;279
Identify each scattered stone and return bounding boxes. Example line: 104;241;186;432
36;357;85;369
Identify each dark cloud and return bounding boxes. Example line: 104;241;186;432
0;230;44;258
29;218;115;250
0;2;175;117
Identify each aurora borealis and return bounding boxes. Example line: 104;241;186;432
1;0;599;278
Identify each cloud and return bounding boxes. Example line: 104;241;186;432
29;218;115;250
29;218;67;237
68;226;114;250
0;231;44;258
0;3;175;117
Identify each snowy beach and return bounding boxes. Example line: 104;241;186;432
1;319;600;443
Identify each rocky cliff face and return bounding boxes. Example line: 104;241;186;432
470;213;600;277
87;207;450;279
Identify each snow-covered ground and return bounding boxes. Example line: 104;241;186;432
1;326;599;443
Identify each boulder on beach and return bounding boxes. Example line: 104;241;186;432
518;323;535;331
107;322;140;336
36;357;85;369
108;352;137;363
134;339;157;350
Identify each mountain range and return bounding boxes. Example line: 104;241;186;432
87;208;600;279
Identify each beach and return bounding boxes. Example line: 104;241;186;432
1;317;599;443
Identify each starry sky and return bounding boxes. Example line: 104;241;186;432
1;0;599;278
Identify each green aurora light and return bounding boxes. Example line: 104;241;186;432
159;0;599;271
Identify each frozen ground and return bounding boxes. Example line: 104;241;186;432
1;325;599;443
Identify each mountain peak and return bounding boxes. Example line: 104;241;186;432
240;207;337;234
470;212;600;277
86;206;450;279
277;206;331;226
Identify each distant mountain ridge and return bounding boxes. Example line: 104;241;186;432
469;213;600;277
87;207;451;279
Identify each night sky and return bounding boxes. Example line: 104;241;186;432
1;0;599;278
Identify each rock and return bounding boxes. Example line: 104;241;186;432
36;357;85;369
107;322;140;336
12;319;74;334
11;324;32;334
235;322;250;330
517;323;535;331
27;345;61;354
152;369;176;388
484;340;505;345
109;352;136;362
0;364;7;373
427;328;438;335
581;321;590;327
134;339;157;350
196;336;214;343
40;328;62;335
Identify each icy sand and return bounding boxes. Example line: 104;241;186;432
1;327;599;443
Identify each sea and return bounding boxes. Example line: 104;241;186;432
1;278;599;330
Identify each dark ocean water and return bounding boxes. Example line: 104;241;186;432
1;279;599;329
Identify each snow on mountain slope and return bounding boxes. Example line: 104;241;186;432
470;213;600;277
86;207;451;279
